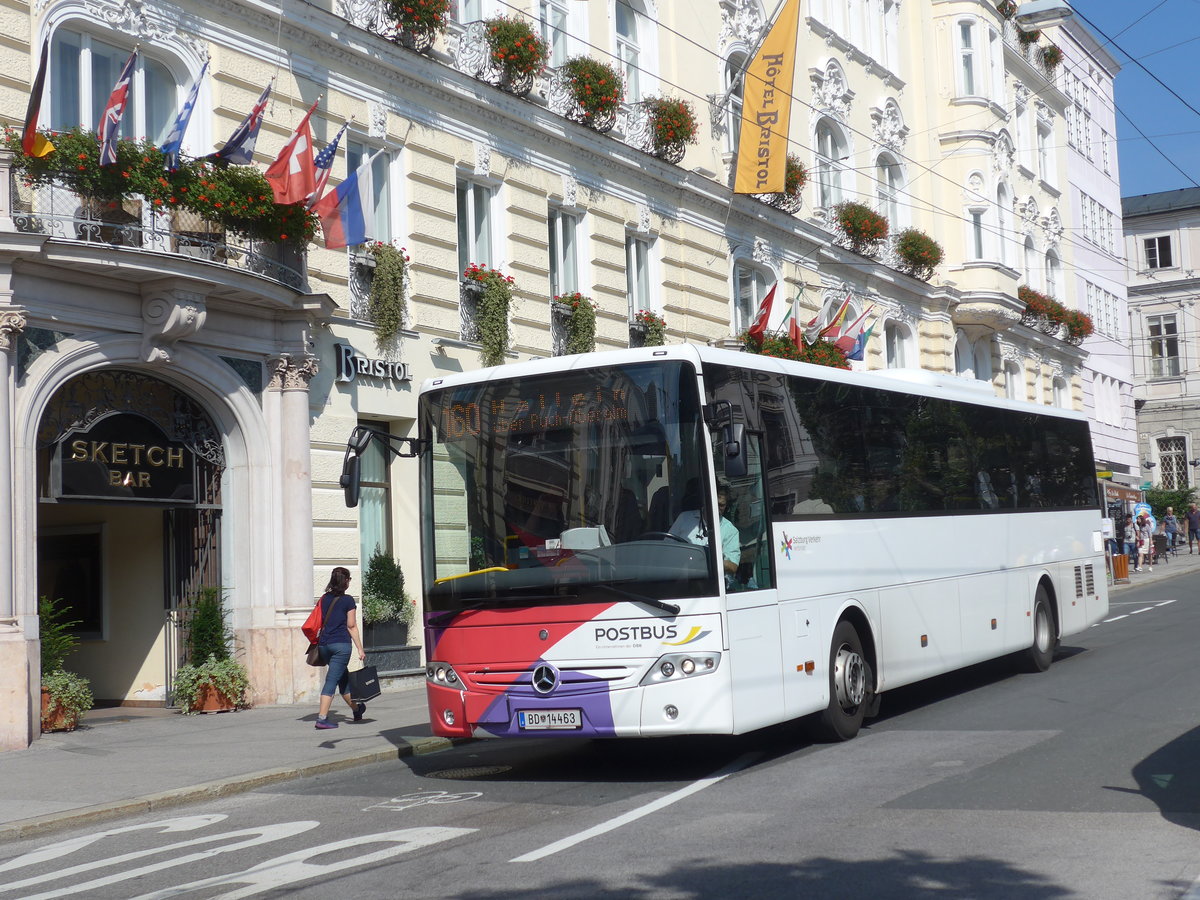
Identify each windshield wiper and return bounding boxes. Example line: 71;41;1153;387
427;593;579;628
590;584;680;617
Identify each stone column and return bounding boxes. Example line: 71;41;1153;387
270;353;319;613
0;309;25;626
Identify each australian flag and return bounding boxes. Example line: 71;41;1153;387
98;49;137;167
210;82;271;166
160;61;208;171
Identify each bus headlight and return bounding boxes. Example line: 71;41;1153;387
640;652;721;686
426;663;463;687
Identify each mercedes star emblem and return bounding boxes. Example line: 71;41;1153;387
531;663;559;695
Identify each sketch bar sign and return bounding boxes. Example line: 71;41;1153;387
53;413;195;503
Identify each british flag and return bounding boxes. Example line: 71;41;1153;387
98;49;137;167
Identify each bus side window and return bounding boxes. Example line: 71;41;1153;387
714;433;774;592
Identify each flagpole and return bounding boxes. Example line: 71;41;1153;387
715;0;789;109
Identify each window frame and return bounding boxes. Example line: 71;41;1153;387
457;178;498;275
1147;313;1181;378
347;138;399;245
548;206;582;299
626;232;655;320
1144;235;1174;270
732;261;771;335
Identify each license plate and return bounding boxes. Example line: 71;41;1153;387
518;709;582;730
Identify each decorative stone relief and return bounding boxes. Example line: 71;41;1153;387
718;0;766;54
1012;82;1029;109
998;339;1023;364
1034;100;1054;125
562;174;578;209
992;131;1015;173
1017;196;1040;236
75;0;206;61
0;309;26;353
474;141;491;177
268;353;319;391
953;300;1021;333
811;60;854;123
140;288;206;364
368;100;387;139
752;237;776;267
870;100;907;154
637;204;651;235
1042;207;1063;249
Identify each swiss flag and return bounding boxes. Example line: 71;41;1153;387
788;296;803;346
264;100;319;205
746;283;777;341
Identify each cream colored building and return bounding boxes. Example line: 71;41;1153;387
0;0;1099;748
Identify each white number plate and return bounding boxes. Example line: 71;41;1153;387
518;709;582;730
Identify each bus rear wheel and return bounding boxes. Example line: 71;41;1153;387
812;620;872;742
1020;586;1056;673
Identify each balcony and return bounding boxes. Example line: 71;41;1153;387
5;168;307;291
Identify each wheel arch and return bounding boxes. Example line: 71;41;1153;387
836;603;878;692
1037;573;1061;640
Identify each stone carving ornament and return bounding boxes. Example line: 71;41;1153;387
1017;196;1040;236
1042;207;1063;249
0;309;27;353
812;61;853;123
870;100;907;154
992;131;1015;173
718;0;766;54
68;0;206;61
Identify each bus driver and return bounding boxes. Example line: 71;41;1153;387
669;481;741;580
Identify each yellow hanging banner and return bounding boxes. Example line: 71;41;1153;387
734;0;801;194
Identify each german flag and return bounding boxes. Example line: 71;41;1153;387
22;38;54;158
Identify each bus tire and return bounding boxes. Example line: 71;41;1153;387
1020;586;1056;673
813;619;871;742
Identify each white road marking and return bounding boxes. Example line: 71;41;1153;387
1156;599;1177;606
365;790;483;812
1130;607;1155;615
0;816;226;872
1102;615;1128;623
510;753;759;863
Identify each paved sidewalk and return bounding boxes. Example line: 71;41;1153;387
2;552;1195;843
0;679;448;842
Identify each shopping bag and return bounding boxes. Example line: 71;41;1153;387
347;665;381;702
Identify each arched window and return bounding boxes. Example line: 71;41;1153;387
732;261;770;335
1023;236;1037;288
724;50;748;153
973;337;993;383
954;329;975;377
51;28;182;145
1045;250;1061;298
1005;360;1023;400
815;118;848;209
884;320;912;368
876;154;903;227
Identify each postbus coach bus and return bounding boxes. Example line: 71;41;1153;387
339;344;1108;741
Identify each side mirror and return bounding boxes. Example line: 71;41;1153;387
348;426;374;456
723;423;747;478
340;454;361;508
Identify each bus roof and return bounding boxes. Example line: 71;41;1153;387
420;344;1089;422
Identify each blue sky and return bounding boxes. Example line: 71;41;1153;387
1073;0;1200;197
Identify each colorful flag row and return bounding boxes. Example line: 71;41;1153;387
747;284;877;362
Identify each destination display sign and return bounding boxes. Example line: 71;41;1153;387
54;413;195;503
436;387;632;442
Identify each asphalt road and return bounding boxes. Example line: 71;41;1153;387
3;576;1198;899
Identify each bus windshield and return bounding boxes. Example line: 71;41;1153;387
420;361;719;613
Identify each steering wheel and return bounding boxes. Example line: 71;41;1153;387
637;531;690;544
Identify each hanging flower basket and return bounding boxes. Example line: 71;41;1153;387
632;308;667;346
560;56;624;133
894;228;944;282
643;96;698;164
554;292;598;354
1041;44;1064;72
996;0;1017;19
483;15;549;97
757;154;807;214
834;201;889;256
1017;27;1041;46
368;242;409;345
1063;309;1094;344
385;0;450;51
463;262;515;366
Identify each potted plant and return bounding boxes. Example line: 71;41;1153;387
483;15;549;96
1017;27;1040;46
834;200;889;256
632;308;667;347
560;56;624;132
996;0;1017;19
555;291;598;354
643;96;698;163
463;262;515;366
1063;308;1094;344
39;595;93;733
386;0;451;51
894;228;945;282
368;241;409;345
758;154;807;213
361;546;414;648
1041;44;1064;72
172;586;250;714
742;332;851;369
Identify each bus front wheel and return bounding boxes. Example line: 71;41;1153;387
812;620;872;742
1020;586;1056;673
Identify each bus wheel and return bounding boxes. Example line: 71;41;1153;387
1020;586;1056;673
813;620;871;742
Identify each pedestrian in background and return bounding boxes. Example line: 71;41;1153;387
1124;514;1138;560
1135;513;1153;573
1164;507;1179;551
1187;503;1200;554
314;566;367;730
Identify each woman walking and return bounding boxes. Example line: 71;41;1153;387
314;566;367;729
1135;513;1154;573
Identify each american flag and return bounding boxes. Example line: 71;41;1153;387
308;121;350;208
98;49;137;167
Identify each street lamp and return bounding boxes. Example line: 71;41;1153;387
1015;0;1074;29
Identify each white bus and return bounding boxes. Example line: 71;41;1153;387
341;344;1108;741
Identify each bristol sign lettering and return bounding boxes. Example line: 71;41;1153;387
335;343;412;385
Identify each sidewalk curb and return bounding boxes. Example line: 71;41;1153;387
0;735;464;843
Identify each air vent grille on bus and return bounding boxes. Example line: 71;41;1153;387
467;665;631;689
1085;564;1095;594
1074;566;1084;598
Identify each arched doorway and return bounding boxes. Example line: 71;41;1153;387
35;369;224;707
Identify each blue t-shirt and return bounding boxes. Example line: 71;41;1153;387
318;593;357;645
